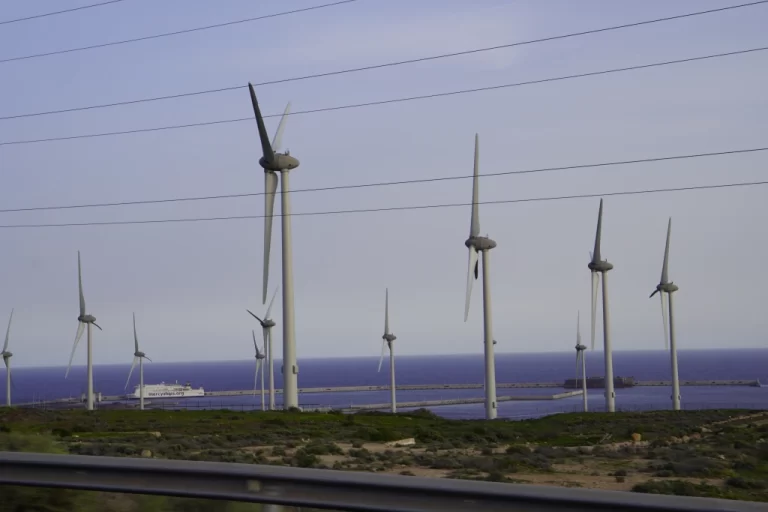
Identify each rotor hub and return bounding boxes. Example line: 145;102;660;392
262;319;276;328
465;236;496;251
134;351;145;358
575;344;586;352
2;351;12;359
256;354;266;360
78;314;97;324
383;334;396;342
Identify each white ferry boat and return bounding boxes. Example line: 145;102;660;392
130;381;205;399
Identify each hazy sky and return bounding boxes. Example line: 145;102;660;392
0;0;767;367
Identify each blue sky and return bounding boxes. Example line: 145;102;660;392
0;0;767;367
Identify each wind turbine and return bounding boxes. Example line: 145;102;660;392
574;311;588;412
65;251;102;411
249;83;300;410
463;134;498;420
252;330;266;411
650;218;681;411
378;288;397;414
247;286;279;410
124;313;151;411
587;199;615;413
2;309;14;407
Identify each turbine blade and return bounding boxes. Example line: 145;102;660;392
592;199;603;262
469;134;480;238
590;272;599;350
247;309;264;323
384;288;390;335
271;102;291;153
252;330;258;353
65;323;86;378
661;292;670;351
661;217;672;284
262;171;278;304
576;310;581;345
575;351;581;383
2;356;7;369
93;323;102;331
378;341;386;372
248;83;274;163
125;357;138;390
78;251;86;316
144;355;152;363
261;327;269;356
133;312;139;353
254;359;261;395
650;289;659;298
265;286;279;320
464;247;479;322
3;309;13;353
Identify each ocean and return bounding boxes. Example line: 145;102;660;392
5;348;767;420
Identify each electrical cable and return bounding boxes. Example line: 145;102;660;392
0;146;764;214
0;180;764;229
2;45;765;146
2;0;766;119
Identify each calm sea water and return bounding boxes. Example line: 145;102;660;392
5;349;767;419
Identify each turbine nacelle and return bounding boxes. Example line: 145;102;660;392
134;351;145;358
259;154;299;172
650;282;679;298
260;318;276;329
382;333;396;343
78;314;98;324
2;351;11;359
575;344;586;352
465;236;496;252
588;260;613;272
255;352;266;360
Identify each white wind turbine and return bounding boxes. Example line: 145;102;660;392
124;313;152;411
378;288;397;414
65;251;102;411
463;134;498;420
574;311;588;412
249;84;300;410
587;199;616;413
252;330;266;411
247;286;279;410
2;309;14;407
649;218;681;411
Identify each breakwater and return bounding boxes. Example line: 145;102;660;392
341;390;584;412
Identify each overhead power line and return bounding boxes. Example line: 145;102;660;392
0;0;130;26
2;3;767;121
0;0;359;64
1;45;765;147
0;181;764;229
2;1;767;120
0;146;765;214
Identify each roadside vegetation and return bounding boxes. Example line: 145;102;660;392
0;407;767;509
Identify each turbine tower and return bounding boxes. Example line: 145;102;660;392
378;288;397;414
650;218;681;411
252;330;266;411
249;83;300;410
125;313;152;411
463;134;498;420
574;311;588;412
65;251;102;411
2;309;14;407
247;286;279;410
587;199;615;413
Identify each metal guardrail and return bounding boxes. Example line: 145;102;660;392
0;452;765;511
